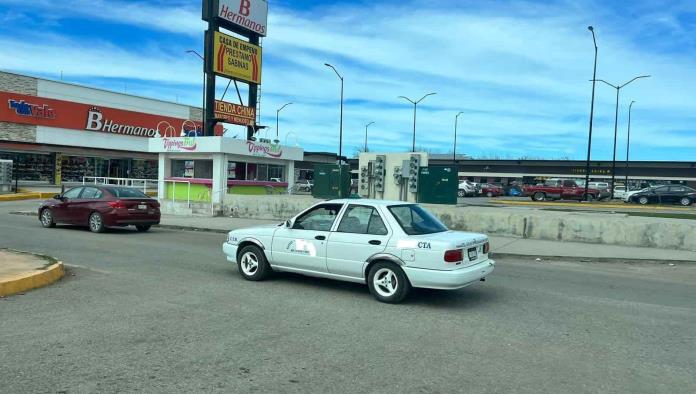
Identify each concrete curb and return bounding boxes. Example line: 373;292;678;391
491;253;695;265
0;259;65;297
0;192;54;202
156;224;229;234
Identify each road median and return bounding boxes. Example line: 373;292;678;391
0;249;65;297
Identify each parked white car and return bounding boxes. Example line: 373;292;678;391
222;199;495;303
458;181;481;197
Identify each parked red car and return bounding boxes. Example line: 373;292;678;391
38;186;160;233
481;183;504;197
523;179;601;201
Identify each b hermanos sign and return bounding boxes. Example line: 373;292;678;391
217;0;268;37
0;91;218;138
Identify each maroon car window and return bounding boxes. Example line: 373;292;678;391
81;187;102;199
62;187;83;199
104;187;150;199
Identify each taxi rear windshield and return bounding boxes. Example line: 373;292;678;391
388;205;448;235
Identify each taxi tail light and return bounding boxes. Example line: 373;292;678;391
444;249;463;263
108;200;127;209
483;242;490;254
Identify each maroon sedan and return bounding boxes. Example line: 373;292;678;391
481;183;504;197
39;186;160;233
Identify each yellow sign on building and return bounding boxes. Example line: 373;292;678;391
213;31;262;85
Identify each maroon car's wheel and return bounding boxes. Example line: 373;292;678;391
40;208;56;228
486;192;493;197
136;225;151;232
89;212;105;233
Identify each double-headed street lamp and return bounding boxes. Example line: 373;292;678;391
399;93;436;152
592;75;650;198
324;63;344;161
276;102;293;141
625;100;636;190
364;121;375;152
583;26;599;202
453;111;464;164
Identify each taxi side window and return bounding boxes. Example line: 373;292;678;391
293;204;343;231
337;205;388;236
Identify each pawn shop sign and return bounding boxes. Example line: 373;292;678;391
213;31;262;85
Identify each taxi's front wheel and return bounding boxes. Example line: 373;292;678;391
237;245;271;281
368;262;411;304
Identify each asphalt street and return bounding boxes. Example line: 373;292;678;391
1;201;695;393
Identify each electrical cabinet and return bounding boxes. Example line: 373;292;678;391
417;165;457;204
0;160;13;194
312;164;351;199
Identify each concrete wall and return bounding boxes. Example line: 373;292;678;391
212;195;696;252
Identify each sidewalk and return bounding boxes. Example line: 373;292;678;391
159;215;696;262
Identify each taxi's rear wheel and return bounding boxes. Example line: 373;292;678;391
367;262;411;304
237;245;270;281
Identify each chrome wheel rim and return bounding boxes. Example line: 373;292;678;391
681;198;690;206
41;210;52;226
89;214;102;231
373;268;398;298
240;251;259;276
639;197;648;205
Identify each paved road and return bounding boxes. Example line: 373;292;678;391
1;201;695;393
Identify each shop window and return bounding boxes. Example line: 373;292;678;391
269;165;285;182
171;160;213;179
131;160;158;179
0;152;54;182
228;161;246;180
247;163;269;181
62;156;96;182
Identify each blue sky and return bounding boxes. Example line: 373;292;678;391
1;0;695;160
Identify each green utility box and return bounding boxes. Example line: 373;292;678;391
312;164;351;199
418;166;458;204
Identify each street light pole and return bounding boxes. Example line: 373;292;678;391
625;100;635;190
186;50;206;135
583;26;598;202
453;111;464;164
592;75;650;198
364;121;375;152
325;63;344;162
276;102;293;142
398;92;436;152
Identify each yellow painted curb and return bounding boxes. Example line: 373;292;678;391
490;199;695;211
0;262;65;297
0;192;54;202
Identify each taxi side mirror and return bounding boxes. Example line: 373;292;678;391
285;220;293;228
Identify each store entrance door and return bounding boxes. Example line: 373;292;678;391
108;159;131;179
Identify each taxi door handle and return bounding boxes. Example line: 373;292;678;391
315;235;326;241
369;240;381;245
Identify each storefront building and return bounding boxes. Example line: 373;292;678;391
0;71;206;185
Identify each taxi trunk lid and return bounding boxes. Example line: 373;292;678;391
410;231;490;270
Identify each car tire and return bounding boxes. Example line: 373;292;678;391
136;225;151;232
680;197;692;207
40;208;56;228
486;192;493;197
638;196;649;205
237;245;271;281
88;212;105;233
457;189;465;198
533;192;546;202
367;262;411;304
583;194;594;202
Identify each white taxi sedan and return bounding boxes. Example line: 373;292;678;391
222;199;495;303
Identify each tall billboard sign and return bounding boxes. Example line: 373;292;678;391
212;31;262;84
203;0;265;139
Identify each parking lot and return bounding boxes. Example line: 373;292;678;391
1;201;695;393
